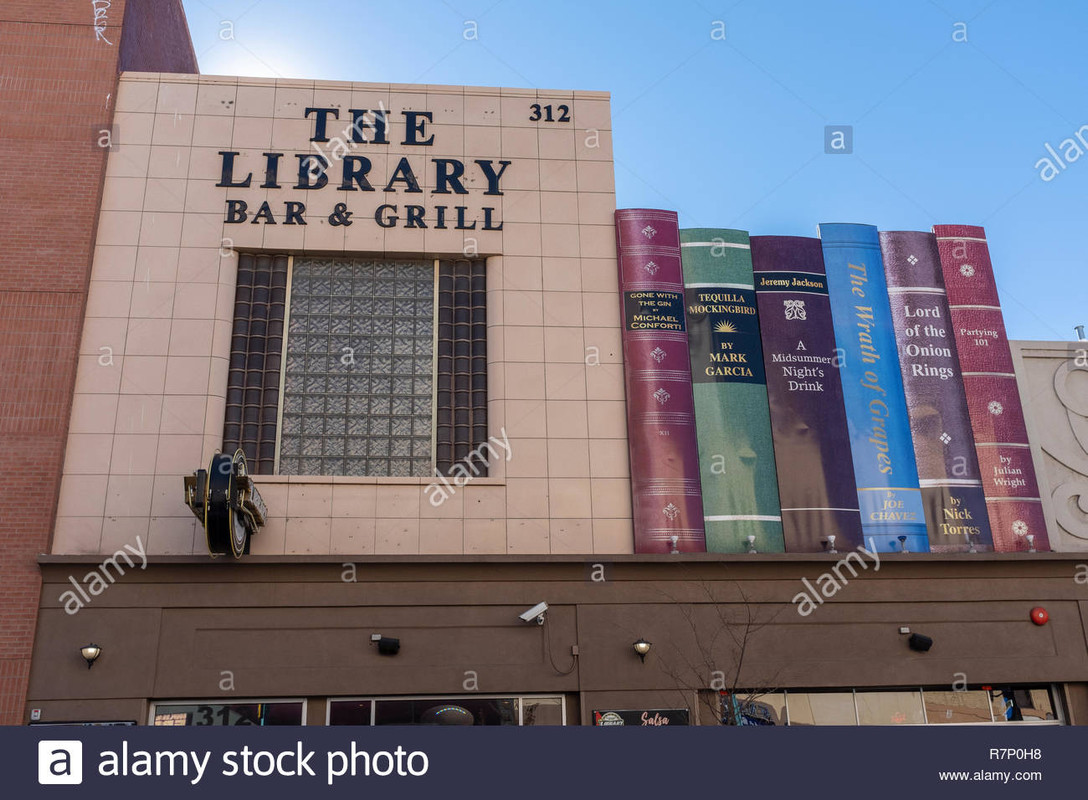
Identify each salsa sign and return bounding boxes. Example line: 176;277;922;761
592;709;689;726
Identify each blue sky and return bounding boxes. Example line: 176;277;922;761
182;0;1088;341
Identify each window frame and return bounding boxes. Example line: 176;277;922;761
147;698;308;726
732;685;1065;726
324;694;567;726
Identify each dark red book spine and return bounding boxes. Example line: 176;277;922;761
615;209;706;553
932;224;1050;552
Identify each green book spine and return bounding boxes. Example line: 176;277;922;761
680;228;784;553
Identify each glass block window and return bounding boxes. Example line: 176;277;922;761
277;258;436;477
435;260;488;475
223;253;288;474
223;255;487;478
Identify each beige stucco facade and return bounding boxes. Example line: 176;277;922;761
52;72;1087;563
54;72;631;558
1012;340;1088;552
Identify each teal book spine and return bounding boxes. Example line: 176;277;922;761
680;228;784;553
818;223;929;553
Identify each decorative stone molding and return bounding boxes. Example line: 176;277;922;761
1012;341;1088;551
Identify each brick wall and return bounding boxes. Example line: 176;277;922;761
120;0;198;73
0;0;196;725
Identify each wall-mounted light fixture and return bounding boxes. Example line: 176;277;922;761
746;535;757;554
633;638;652;663
370;634;400;655
898;627;933;652
908;633;933;652
80;643;102;669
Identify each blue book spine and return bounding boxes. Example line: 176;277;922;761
818;223;929;553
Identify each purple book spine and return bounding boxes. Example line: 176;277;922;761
751;236;864;553
880;230;994;552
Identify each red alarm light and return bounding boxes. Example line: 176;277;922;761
1030;607;1048;625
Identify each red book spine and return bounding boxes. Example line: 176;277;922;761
615;209;706;553
932;224;1049;552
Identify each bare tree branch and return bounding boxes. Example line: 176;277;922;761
652;576;787;725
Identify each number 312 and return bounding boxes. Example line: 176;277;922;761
529;103;570;122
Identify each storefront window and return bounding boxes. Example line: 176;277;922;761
725;693;787;725
785;692;856;725
328;695;565;726
922;690;993;724
736;686;1061;726
855;691;925;725
989;686;1057;722
328;700;371;726
520;697;564;726
375;697;517;726
152;701;304;726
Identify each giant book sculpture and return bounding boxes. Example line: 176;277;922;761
681;228;783;553
751;235;864;553
819;223;929;553
614;209;706;553
881;230;994;552
932;224;1050;552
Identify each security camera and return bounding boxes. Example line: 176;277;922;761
519;602;548;625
